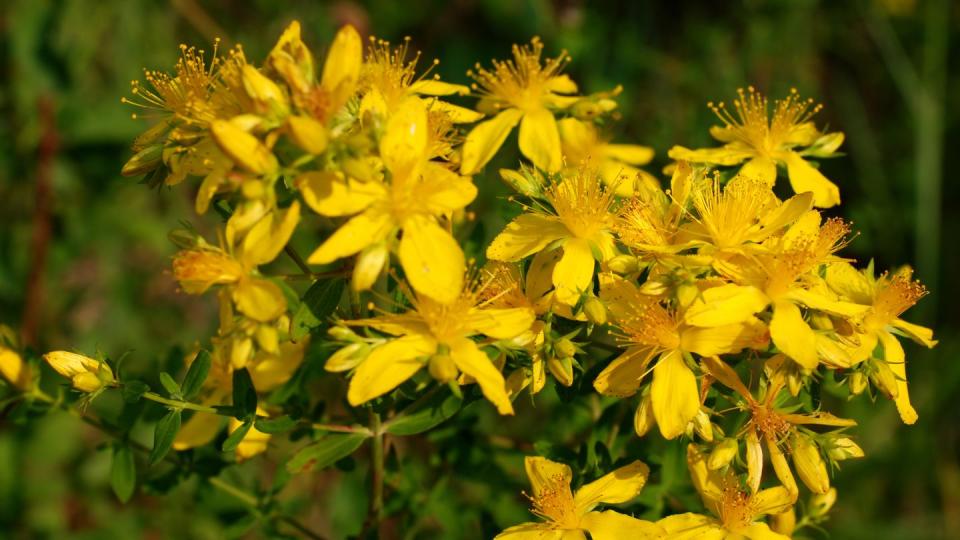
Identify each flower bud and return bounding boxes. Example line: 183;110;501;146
499;168;540;197
428;353;458;383
325;343;370;372
826;437;864;461
547;356;574;386
790;433;830;494
769;508;796;536
121;144;163;177
0;347;32;391
634;394;654;437
607;255;639;274
808;487;838;518
869;358;899;399
708;438;738;470
848;371;867;396
210;120;278;175
554;338;577;359
287;115;328;155
241;65;289;118
328;326;358;341
352;243;388;292
43;351;114;393
582;296;607;325
693;409;714;442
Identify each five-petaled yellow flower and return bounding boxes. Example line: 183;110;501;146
559;117;656;197
669;87;844;208
496;456;664;539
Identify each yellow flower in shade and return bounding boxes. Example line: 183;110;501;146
702;355;858;496
173;202;300;322
593;276;767;439
359;37;480;123
487;166;619;306
559;118;656;196
496;456;664;539
668;87;844;208
824;262;936;424
302;98;476;303
43;351;115;393
462;38;583;174
657;445;794;540
340;279;535;415
1;346;32;392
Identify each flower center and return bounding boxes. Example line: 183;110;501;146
468;38;569;113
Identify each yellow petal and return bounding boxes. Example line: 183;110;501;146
574;461;649;513
739;522;791;540
173;411;224;450
657;513;724;540
427;100;484;123
769;300;819;369
524;455;573;497
683;284;768;327
766;434;798;497
450;338;513;415
381;98;429;179
518;107;562;173
465;307;535;340
790;434;830;494
879;331;917;424
667;144;753;166
233;277;287;322
297;171;383;217
43;351;101;378
420;165;478;213
783;288;869;317
307;209;393;265
892;318;937;348
753;486;796;516
783;152;840;208
409;79;470;96
552;238;595;306
603;144;655;165
680;319;766;357
651;350;699;440
580;511;665;540
686;444;724;508
701;355;752;400
321;25;362;93
398;215;465;305
347;335;434;405
487;214;569;262
823;262;873;304
495;523;570;540
546;74;578;94
593;346;657;398
739;156;777;185
0;347;30;390
461;108;524;174
241;202;301;267
287;115;328;154
209;120;277;174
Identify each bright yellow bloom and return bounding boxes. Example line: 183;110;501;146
613;161;697;258
669;87;844;208
657;445;794;539
173;202;300;322
341;279;534;414
303;98;475;303
487;166;618;306
594;276;767;439
462;38;583;174
559;118;655;196
43;351;115;393
825;262;936;423
496;456;664;539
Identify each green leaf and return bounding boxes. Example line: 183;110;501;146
111;444;136;503
254;415;297;434
386;392;463;436
159;372;181;398
286;433;368;474
232;368;257;419
121;381;150;403
291;278;345;339
181;350;211;401
150;410;182;465
222;420;253;453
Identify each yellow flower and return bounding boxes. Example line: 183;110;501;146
496;456;664;539
339;279;535;415
43;351;115;393
0;339;32;391
302;98;476;303
613;161;698;258
824;262;936;423
657;445;794;540
669;87;844;208
173;202;300;322
359;37;480;123
702;355;858;496
559;118;656;196
462;38;583;174
594;276;767;439
488;166;619;306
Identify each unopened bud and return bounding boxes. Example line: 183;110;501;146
769;508;796;536
0;347;32;391
352;243;388;292
869;359;899;399
791;434;830;494
676;283;699;310
708;438;738;470
325;343;370;372
607;255;638;274
634;394;654;437
808;487;838;518
121;144;163;177
241;65;289;117
43;351;114;393
693;409;714;442
827;437;865;461
428;353;458;383
241;179;266;200
583;296;607;325
848;371;867;395
287;115;328;155
210;120;278;174
547;356;574;386
341;157;377;182
499;168;540;197
554;338;577;359
328;326;358;341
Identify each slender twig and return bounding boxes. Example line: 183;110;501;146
284;245;314;276
368;410;385;527
312;422;373;435
141;391;221;414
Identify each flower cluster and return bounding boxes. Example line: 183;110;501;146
1;22;934;538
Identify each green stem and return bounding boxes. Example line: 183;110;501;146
369;410;385;526
312;422;373;435
208;476;260;508
141;391;220;414
284;245;314;276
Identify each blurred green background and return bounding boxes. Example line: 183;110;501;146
1;0;957;538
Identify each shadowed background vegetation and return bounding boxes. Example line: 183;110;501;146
0;0;957;538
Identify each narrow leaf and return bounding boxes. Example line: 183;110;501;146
286;433;368;474
386;393;463;436
232;368;257;419
222;420;253;453
150;410;182;465
291;278;345;339
181;350;211;400
254;415;297;434
111;444;136;503
159;372;181;397
121;381;150;403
